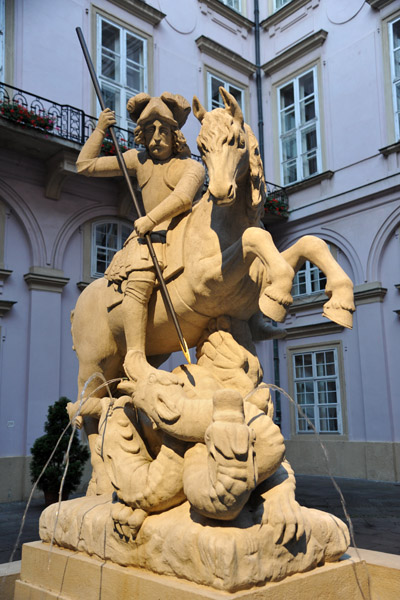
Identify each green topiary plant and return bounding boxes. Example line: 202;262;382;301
30;397;90;505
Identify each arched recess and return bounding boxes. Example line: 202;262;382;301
51;204;122;271
0;179;46;267
367;204;400;282
277;226;363;284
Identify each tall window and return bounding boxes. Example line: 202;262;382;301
389;17;400;140
292;260;327;297
274;0;292;10
278;67;321;185
91;221;131;277
97;15;147;131
220;0;241;12
207;72;245;118
293;348;342;434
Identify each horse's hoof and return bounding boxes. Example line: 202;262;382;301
259;293;287;323
322;305;353;329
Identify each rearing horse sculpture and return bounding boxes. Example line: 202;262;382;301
70;89;354;490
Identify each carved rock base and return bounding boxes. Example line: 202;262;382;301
14;541;375;600
38;494;349;592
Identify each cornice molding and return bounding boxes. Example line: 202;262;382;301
285;321;343;340
107;0;166;25
354;282;387;305
284;170;334;195
379;141;400;157
365;0;397;9
262;29;328;75
195;35;256;76
199;0;254;30
261;0;311;29
24;268;69;293
0;299;16;317
0;268;12;283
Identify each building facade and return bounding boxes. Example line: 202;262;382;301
0;0;399;501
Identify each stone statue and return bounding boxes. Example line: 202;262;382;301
40;88;355;592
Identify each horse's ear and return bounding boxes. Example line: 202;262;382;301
219;87;244;126
192;96;206;123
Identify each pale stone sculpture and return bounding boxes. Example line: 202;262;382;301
39;88;355;592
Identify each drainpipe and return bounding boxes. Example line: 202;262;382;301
254;0;281;425
254;0;264;164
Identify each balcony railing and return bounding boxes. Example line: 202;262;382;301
263;180;289;222
0;81;288;216
0;81;137;150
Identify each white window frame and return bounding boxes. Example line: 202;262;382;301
292;260;327;297
292;347;343;435
91;220;131;278
220;0;242;13
277;66;322;186
274;0;292;11
96;14;148;132
388;17;400;140
207;71;246;119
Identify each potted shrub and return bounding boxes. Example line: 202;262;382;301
30;397;90;506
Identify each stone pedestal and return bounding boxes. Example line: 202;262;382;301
14;541;376;600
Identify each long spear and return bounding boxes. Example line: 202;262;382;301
76;27;191;364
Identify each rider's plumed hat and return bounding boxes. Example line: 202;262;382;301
127;92;191;129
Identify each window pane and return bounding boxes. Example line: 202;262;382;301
301;127;317;153
283;161;297;185
101;85;120;115
280;83;294;109
392;20;400;51
300;99;316;124
302;152;318;178
228;85;243;108
101;21;120;82
299;72;314;99
126;34;143;64
282;135;297;161
281;108;295;133
211;76;225;109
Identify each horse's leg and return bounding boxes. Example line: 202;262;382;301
246;228;295;320
220;227;294;322
282;236;355;328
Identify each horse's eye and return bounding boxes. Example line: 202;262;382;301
201;142;208;153
238;137;245;148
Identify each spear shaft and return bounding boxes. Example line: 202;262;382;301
76;27;191;364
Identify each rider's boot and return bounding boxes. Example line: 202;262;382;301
120;272;178;389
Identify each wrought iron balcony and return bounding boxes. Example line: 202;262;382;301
0;81;137;152
263;180;289;224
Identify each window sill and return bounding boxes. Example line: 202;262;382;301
284;170;334;194
195;36;256;76
261;0;311;29
289;432;348;441
262;29;328;75
108;0;166;25
290;292;326;311
365;0;397;9
198;0;254;30
379;141;400;157
0;299;17;317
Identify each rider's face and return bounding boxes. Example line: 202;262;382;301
144;119;173;161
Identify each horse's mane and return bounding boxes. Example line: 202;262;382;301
197;109;266;224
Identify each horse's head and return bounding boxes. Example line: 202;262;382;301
193;88;249;205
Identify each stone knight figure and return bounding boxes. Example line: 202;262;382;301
76;92;205;383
